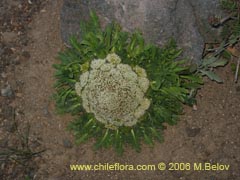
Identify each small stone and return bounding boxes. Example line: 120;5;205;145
63;139;73;148
192;104;198;111
186;127;201;137
15;93;23;98
1;85;13;97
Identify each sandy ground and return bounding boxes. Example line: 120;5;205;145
1;0;240;179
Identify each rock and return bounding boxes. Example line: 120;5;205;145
60;0;224;63
186;127;201;137
1;85;13;97
63;139;73;148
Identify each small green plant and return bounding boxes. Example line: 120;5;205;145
53;12;206;154
196;56;228;82
196;0;240;83
0;122;44;165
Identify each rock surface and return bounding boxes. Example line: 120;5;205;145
60;0;224;63
1;84;13;97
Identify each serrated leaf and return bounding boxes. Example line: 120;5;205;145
200;70;223;83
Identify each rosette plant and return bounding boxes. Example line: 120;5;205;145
53;12;203;154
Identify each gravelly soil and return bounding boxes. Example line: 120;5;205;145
0;1;240;180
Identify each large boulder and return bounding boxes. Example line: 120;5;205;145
60;0;224;63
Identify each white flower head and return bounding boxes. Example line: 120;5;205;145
100;63;114;71
134;65;147;77
91;59;106;69
75;54;151;127
79;71;89;88
75;82;82;96
138;77;149;93
106;53;121;64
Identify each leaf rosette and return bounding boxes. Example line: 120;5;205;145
53;12;203;154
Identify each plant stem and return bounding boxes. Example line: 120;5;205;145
235;57;240;83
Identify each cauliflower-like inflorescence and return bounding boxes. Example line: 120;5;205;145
75;53;150;127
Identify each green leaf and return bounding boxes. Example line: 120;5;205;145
131;129;140;152
172;66;188;73
200;70;223;83
189;63;198;73
114;130;123;155
150;80;162;91
61;89;73;105
76;133;89;144
82;118;95;130
149;127;163;142
89;11;100;28
95;129;110;149
202;57;218;67
229;35;239;45
208;59;228;67
143;131;153;147
160;87;188;102
180;75;203;84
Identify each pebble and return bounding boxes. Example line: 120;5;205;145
1;85;13;97
185;127;201;137
63;139;73;148
192;104;198;111
15;92;23;98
